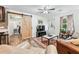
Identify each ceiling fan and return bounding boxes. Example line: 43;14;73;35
38;6;55;14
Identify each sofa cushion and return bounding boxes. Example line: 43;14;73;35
29;38;41;48
28;46;46;54
0;45;32;54
16;40;31;49
66;39;79;45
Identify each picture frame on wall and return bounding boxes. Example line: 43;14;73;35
38;20;43;24
0;6;5;22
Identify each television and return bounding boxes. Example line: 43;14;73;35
37;25;45;31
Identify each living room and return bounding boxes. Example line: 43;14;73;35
0;5;79;54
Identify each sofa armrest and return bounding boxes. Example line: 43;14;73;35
65;39;79;45
56;40;79;54
32;37;47;49
45;45;57;54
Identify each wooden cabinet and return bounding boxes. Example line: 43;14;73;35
0;33;9;44
21;15;32;40
0;6;5;22
0;6;6;27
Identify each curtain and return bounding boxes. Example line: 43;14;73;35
67;15;74;33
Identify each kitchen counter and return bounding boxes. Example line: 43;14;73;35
0;28;8;33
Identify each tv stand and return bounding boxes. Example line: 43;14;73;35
36;31;46;37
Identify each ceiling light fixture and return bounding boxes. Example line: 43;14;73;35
43;10;49;14
38;6;55;14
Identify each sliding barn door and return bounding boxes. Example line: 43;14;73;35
21;15;32;40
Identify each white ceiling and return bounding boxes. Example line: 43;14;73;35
4;5;79;16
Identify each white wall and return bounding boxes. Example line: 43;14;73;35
73;10;79;33
51;10;79;35
8;9;79;37
32;15;48;37
46;15;55;35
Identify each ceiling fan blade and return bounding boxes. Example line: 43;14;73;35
38;9;43;10
48;8;55;10
38;11;43;13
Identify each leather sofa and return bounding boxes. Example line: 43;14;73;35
0;37;57;54
56;39;79;54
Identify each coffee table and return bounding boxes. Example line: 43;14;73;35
41;35;58;45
